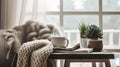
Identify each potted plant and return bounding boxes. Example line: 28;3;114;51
86;24;102;39
86;24;103;52
78;22;88;48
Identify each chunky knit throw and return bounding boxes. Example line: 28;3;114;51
17;40;53;67
3;20;62;67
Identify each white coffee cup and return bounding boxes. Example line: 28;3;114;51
50;37;69;48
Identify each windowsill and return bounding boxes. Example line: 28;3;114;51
103;46;120;52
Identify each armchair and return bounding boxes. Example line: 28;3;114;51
0;29;17;67
0;20;62;67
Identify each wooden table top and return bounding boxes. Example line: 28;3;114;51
49;50;114;59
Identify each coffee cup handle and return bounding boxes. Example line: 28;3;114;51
65;39;69;47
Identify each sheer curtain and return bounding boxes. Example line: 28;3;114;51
19;0;46;24
1;0;18;28
0;0;46;29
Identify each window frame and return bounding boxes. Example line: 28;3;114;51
44;0;120;48
45;0;120;29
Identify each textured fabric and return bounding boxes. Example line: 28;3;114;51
0;29;17;67
17;40;53;67
31;41;53;67
3;20;62;67
4;20;62;67
3;20;62;59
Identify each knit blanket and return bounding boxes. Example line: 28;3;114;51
3;20;62;67
17;40;53;67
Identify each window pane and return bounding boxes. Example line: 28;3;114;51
64;15;99;30
103;15;120;46
103;32;120;46
45;15;60;25
103;15;120;29
103;32;109;45
113;33;119;45
46;0;60;11
63;0;98;11
103;0;120;11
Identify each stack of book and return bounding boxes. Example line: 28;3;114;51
53;48;93;53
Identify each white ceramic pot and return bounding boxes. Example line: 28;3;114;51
80;38;87;48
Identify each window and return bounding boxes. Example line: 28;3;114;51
103;0;120;11
24;0;120;48
24;0;120;67
63;0;99;11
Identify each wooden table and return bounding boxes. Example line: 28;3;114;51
49;50;114;67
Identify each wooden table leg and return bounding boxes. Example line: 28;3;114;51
92;62;96;67
99;62;103;67
105;60;111;67
64;60;70;67
48;59;57;67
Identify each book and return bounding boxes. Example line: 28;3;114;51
53;48;93;53
74;48;93;53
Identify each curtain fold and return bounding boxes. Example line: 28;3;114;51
0;0;46;29
1;0;18;29
32;0;39;19
18;0;27;25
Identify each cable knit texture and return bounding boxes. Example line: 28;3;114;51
17;40;53;67
3;20;62;67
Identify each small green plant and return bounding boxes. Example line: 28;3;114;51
86;24;102;39
78;22;88;38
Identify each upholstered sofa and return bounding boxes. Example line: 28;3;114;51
0;20;62;67
0;29;17;67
